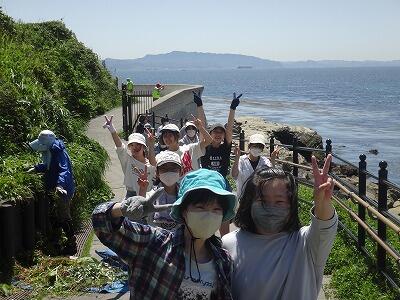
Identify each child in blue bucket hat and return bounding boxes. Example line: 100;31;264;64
92;168;236;299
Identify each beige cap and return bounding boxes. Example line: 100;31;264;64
249;133;266;146
156;150;182;167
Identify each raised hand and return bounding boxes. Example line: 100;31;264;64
135;166;149;192
190;113;203;129
103;115;116;133
312;154;334;205
230;92;242;110
192;91;203;107
145;127;155;145
120;188;172;220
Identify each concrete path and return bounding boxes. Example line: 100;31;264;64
61;106;330;299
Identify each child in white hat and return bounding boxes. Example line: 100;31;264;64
103;115;156;198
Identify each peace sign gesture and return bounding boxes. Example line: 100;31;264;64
145;127;155;145
230;92;242;110
192;91;203;107
312;154;335;219
134;165;149;192
103;115;116;133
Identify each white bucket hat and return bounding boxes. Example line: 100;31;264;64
160;123;180;133
249;133;266;146
127;133;147;147
156;150;182;167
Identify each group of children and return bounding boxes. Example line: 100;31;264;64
93;92;338;299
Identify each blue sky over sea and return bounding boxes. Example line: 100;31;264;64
2;0;400;61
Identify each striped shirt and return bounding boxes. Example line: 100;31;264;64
92;202;233;300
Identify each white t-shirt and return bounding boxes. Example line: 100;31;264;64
222;211;338;300
235;155;272;198
178;254;217;300
171;143;205;175
115;144;155;194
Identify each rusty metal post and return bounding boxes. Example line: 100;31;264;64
358;154;367;249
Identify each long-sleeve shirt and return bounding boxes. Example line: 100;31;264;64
92;202;234;300
222;209;338;300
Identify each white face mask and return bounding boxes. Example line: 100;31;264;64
249;147;262;157
186;129;196;138
186;211;223;239
159;172;180;186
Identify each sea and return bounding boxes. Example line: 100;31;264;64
118;67;400;185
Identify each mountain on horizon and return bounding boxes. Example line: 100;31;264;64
104;51;400;72
104;51;281;71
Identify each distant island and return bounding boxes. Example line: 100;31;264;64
104;51;400;72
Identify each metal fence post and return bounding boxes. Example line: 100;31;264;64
127;93;133;134
358;154;367;249
122;83;128;140
239;130;245;152
377;161;388;271
292;137;299;177
325;139;332;157
270;137;275;156
180;118;184;128
152;111;156;129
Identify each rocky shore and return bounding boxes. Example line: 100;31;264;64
234;116;400;216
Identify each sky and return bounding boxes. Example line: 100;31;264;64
1;0;400;61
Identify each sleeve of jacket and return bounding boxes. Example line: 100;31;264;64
55;150;71;189
34;163;47;173
92;201;157;266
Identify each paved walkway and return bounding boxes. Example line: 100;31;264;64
65;106;330;299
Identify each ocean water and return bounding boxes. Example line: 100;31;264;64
118;67;400;185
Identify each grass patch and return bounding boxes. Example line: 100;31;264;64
81;231;95;258
298;184;399;300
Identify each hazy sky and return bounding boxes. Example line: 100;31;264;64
2;0;400;61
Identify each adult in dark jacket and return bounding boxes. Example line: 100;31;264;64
29;130;76;255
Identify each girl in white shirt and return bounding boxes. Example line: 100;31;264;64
103;115;156;198
231;133;279;198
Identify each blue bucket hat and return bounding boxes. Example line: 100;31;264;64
170;169;237;223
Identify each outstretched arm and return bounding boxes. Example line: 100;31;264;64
144;128;156;166
192;114;212;150
193;91;207;127
103;115;122;148
225;93;242;144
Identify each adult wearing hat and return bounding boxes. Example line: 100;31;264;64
28;130;76;255
92;168;237;299
160;118;212;175
103;115;156;198
194;91;242;236
231;133;280;198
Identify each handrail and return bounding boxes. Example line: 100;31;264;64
332;195;400;263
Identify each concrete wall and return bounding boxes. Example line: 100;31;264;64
135;84;204;126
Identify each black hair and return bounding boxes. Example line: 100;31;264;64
234;166;300;233
180;189;229;218
161;130;180;143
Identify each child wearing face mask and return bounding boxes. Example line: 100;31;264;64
179;121;199;146
92;168;237;299
103;115;156;198
222;155;338;300
147;150;182;230
231;133;280;198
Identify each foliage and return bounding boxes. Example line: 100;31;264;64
297;184;398;300
15;254;127;299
